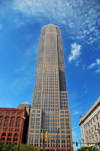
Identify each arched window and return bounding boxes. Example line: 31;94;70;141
8;133;12;136
14;133;18;137
2;132;6;136
11;116;15;120
0;116;3;119
17;116;21;120
5;116;9;119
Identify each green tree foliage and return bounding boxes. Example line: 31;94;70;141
0;140;4;151
2;141;15;151
10;144;38;151
76;146;99;151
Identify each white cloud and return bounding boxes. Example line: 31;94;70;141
1;0;100;48
68;43;82;62
73;111;81;115
72;130;77;137
75;60;81;66
71;102;82;108
88;58;100;72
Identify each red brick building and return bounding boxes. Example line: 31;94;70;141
0;107;28;145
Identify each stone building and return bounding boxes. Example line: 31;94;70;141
27;24;73;151
17;101;31;116
79;97;100;146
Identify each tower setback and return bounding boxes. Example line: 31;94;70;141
28;24;73;151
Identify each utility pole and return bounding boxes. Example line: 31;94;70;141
57;128;60;151
79;140;81;148
43;128;45;151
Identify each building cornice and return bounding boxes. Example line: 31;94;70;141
79;97;100;125
0;107;26;112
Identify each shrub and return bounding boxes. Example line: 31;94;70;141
10;144;38;151
76;146;99;151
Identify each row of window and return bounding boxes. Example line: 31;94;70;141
1;132;18;137
0;124;20;127
0;112;22;115
1;128;19;131
32;114;40;117
0;116;21;120
60;115;69;117
29;134;70;139
1;137;18;142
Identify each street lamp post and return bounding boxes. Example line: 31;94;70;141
79;140;81;148
43;128;45;151
57;128;60;151
18;117;26;151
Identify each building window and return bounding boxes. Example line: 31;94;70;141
61;135;65;138
2;132;6;136
17;116;21;120
6;112;10;115
8;133;12;136
9;125;14;127
15;129;19;132
11;116;15;120
5;116;9;119
4;124;8;127
13;138;18;141
12;112;16;115
9;128;13;131
16;121;20;123
1;112;5;114
14;133;18;137
0;116;4;119
15;125;20;127
17;112;22;115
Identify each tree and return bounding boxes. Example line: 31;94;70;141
10;144;38;151
76;146;99;151
2;140;15;151
0;140;4;151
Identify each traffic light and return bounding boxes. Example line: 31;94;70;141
86;142;88;146
76;142;78;146
45;131;48;141
95;143;97;146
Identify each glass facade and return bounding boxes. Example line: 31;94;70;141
28;24;73;150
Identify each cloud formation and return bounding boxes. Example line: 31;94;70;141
68;43;82;63
88;58;100;72
73;110;81;115
0;0;100;48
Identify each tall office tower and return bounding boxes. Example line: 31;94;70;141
28;24;73;151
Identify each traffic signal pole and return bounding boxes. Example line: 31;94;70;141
43;129;45;151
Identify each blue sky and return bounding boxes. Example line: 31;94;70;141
0;0;100;150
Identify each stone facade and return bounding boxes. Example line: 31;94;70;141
79;97;100;146
27;24;73;151
17;101;31;116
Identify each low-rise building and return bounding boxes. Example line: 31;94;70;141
17;101;31;116
0;107;28;145
79;97;100;147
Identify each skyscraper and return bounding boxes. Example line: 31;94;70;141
28;24;73;151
